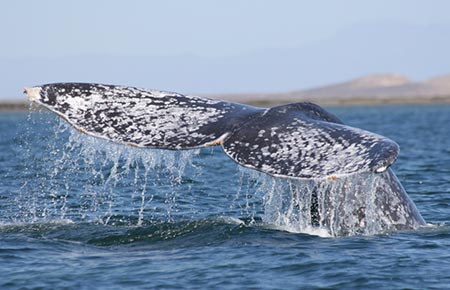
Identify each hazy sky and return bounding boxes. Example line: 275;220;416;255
1;0;450;99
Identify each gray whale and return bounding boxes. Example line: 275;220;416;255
24;83;426;235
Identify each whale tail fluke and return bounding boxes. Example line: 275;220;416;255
25;83;399;179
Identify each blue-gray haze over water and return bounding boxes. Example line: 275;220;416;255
1;104;450;289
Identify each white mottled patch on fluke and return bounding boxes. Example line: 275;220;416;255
24;87;41;101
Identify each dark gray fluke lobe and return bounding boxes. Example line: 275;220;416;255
25;83;399;179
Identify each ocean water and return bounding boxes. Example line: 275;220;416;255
1;104;450;289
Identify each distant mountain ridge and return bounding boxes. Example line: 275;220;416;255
213;73;450;105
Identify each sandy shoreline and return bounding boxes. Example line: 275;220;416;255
0;101;30;112
235;95;450;107
2;96;450;113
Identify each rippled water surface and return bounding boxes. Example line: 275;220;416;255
1;104;450;289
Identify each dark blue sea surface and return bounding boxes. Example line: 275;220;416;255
1;104;450;289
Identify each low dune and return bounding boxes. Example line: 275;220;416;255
211;74;450;106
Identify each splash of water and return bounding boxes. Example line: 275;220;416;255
239;168;424;237
16;114;201;225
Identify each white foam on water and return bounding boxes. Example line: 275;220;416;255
216;216;246;226
264;223;332;238
0;218;75;229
